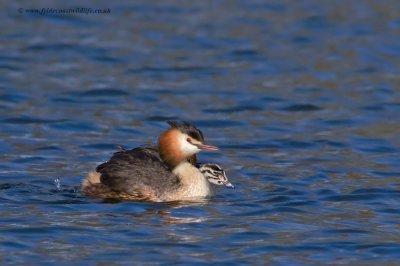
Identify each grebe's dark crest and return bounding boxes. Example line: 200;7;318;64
167;121;204;142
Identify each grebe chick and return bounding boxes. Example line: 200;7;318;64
199;164;234;188
82;121;220;202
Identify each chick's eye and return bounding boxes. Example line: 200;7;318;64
186;138;192;143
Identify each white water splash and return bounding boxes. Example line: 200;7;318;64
54;178;62;191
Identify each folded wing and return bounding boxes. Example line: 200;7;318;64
96;147;181;197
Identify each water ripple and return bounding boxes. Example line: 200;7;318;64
281;104;322;112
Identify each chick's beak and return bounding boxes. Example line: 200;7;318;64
224;182;235;189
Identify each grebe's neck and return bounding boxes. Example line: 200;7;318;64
158;129;186;169
172;162;211;198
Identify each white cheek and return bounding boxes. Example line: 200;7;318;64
178;134;200;156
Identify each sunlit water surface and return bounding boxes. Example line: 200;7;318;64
1;1;400;264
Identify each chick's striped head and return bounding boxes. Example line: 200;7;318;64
199;163;234;188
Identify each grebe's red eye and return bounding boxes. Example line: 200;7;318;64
187;138;191;143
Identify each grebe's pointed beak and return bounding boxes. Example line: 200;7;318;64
196;143;218;151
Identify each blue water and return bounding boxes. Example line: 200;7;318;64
1;1;400;264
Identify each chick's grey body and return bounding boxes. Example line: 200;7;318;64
96;147;181;198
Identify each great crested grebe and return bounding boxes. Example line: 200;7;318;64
82;121;229;202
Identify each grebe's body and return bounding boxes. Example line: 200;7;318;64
82;158;231;201
81;121;228;202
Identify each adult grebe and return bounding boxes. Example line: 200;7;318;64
82;121;222;202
